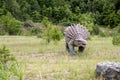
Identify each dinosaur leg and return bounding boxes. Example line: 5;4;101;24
66;43;70;52
68;44;76;55
78;46;85;53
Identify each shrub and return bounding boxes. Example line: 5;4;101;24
51;25;62;41
116;24;120;33
0;45;15;65
112;33;120;46
22;20;41;36
0;45;24;80
42;24;62;43
0;24;8;35
92;24;100;35
29;27;41;35
99;27;114;37
0;13;22;35
99;30;108;37
23;20;34;28
79;13;94;32
41;17;63;43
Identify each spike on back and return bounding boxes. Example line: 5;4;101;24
64;24;90;40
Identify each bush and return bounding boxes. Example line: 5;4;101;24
0;24;8;35
79;13;94;32
99;30;108;37
0;45;24;80
51;25;62;41
116;24;120;33
41;17;63;43
0;45;15;65
98;27;114;37
22;20;41;36
112;33;120;46
92;24;100;35
42;24;62;43
29;27;41;35
0;13;22;35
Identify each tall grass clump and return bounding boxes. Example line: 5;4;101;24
0;45;24;80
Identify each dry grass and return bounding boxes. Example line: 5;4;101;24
0;36;120;80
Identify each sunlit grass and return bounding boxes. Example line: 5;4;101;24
0;36;120;80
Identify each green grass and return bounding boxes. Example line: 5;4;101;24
0;36;120;80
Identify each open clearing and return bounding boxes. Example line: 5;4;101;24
0;36;120;80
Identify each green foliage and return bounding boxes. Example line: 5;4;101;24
116;24;120;33
31;11;41;22
79;13;94;32
41;17;51;28
92;24;100;35
41;17;62;43
0;36;120;80
99;31;108;37
103;11;119;28
0;24;7;35
52;5;72;23
112;33;120;46
1;0;120;35
0;45;24;80
22;20;41;36
0;13;22;35
41;17;52;43
101;1;120;28
0;45;15;65
99;27;114;37
112;24;120;45
29;26;41;35
11;62;25;80
50;25;62;41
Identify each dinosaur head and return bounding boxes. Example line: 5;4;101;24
73;38;87;47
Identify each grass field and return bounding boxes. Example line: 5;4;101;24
0;36;120;80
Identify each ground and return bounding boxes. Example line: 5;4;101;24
0;36;120;80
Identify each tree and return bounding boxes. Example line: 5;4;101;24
0;13;22;35
41;17;62;43
79;13;94;32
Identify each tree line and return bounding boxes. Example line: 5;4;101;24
0;0;120;35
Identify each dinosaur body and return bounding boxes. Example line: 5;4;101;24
64;24;90;55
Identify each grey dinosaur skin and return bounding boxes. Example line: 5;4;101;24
64;24;89;55
65;36;86;55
